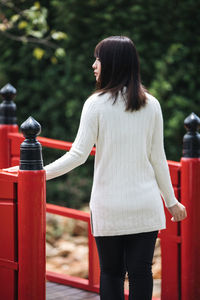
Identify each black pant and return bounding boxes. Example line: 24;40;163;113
95;231;158;300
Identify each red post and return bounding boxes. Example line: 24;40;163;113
88;224;100;289
0;84;18;168
18;117;46;300
181;113;200;300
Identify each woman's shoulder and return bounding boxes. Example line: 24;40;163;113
84;92;111;109
145;92;160;105
144;92;162;113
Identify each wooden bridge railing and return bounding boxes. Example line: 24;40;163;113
0;83;200;300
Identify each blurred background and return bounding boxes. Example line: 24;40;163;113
0;0;199;209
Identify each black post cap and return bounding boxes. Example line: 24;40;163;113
20;117;44;170
0;83;17;124
183;112;200;158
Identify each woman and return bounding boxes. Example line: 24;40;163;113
6;36;187;300
44;36;187;300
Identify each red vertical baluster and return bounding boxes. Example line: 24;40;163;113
88;221;100;290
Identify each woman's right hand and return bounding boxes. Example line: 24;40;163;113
167;202;187;222
2;165;19;173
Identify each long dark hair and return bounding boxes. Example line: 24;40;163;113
94;36;147;111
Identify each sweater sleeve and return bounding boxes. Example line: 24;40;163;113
44;97;98;180
149;99;179;208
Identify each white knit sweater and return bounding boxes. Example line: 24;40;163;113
44;91;178;236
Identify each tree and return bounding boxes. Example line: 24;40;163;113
0;0;199;208
0;0;66;61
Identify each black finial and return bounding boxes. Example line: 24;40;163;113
20;117;43;170
183;112;200;158
20;116;41;138
0;83;16;100
0;83;17;124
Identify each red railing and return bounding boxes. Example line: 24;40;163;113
5;130;182;300
0;83;199;300
46;204;100;293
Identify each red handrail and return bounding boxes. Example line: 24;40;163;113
8;132;96;155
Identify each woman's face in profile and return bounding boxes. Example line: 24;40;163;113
92;57;101;82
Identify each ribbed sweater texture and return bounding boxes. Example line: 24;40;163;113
45;91;178;236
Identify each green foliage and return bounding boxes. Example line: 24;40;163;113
0;0;199;207
18;2;48;38
0;1;67;60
